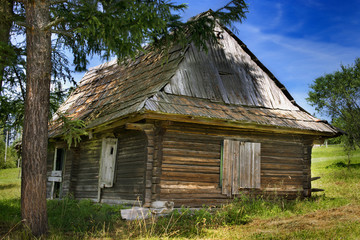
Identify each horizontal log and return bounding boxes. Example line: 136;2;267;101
261;170;304;176
115;171;144;178
71;173;98;180
74;192;97;199
160;188;221;194
161;198;231;207
103;185;144;194
117;152;147;159
262;147;303;155
163;147;220;158
261;179;303;186
116;167;145;174
160;193;227;199
261;156;303;164
162;164;220;174
161;171;219;183
75;185;98;192
100;198;141;205
162;156;220;166
261;163;302;171
118;144;147;153
163;141;220;152
164;132;220;143
160;180;219;187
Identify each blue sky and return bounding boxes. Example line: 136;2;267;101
75;0;360;118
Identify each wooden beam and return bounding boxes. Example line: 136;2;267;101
142;112;337;137
125;123;155;131
89;114;145;134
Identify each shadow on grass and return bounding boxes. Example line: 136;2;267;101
0;198;21;237
0;198;21;222
326;161;360;169
0;184;19;190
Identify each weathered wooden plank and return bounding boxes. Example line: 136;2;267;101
160;180;219;188
163;141;220;151
162;198;231;207
160;188;221;194
161;171;219;182
253;142;261;189
162;156;220;166
162;164;220;173
261;170;304;176
232;140;240;195
163;148;221;159
164;131;221;143
261;163;302;171
160;193;227;199
261;156;302;164
222;139;231;196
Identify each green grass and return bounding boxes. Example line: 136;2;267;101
1;144;360;239
0;168;21;229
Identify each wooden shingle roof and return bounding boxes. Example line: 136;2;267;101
49;24;339;137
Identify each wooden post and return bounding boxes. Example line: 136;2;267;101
4;130;8;163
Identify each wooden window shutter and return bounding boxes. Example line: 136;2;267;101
99;138;118;188
222;140;261;196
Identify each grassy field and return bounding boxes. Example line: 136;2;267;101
0;144;360;239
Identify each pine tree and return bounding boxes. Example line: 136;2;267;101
0;0;248;236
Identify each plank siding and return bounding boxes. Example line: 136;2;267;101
101;130;147;204
72;138;102;201
159;122;310;207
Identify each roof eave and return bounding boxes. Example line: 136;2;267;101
141;111;340;138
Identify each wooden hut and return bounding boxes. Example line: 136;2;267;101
47;22;340;207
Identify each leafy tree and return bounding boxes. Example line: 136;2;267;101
0;0;249;236
0;1;73;132
307;58;360;151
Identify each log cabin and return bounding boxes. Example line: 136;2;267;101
47;21;340;207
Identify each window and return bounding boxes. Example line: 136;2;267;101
99;138;118;188
221;139;261;196
49;148;65;199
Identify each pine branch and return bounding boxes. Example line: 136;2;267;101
50;0;68;4
42;17;65;31
15;21;30;29
50;29;73;37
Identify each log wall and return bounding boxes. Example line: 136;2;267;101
158;122;313;207
47;120;314;207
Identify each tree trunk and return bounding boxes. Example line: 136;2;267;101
21;0;51;236
0;0;14;92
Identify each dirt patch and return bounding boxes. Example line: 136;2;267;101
248;204;360;235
